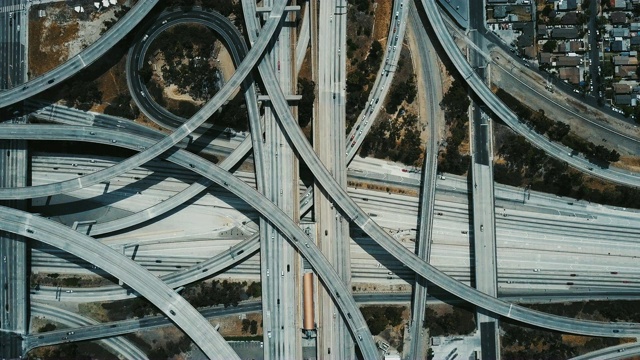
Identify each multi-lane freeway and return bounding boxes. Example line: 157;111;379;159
3;0;640;359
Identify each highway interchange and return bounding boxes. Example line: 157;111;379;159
2;0;640;359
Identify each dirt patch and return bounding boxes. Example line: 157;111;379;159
78;302;111;323
94;53;128;105
31;273;117;288
217;44;235;83
612;155;640;172
348;180;418;197
164;84;202;104
29;12;78;76
299;46;312;79
28;2;129;77
373;0;393;41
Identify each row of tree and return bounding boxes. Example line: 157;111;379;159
297;78;315;128
437;79;471;175
101;280;262;321
346;40;384;130
496;88;620;165
495;128;640;208
385;76;417;114
358;112;423;166
424;305;476;335
360;306;405;335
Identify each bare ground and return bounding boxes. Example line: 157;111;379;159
28;1;128;77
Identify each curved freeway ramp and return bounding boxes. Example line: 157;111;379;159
0;1;288;200
418;0;640;188
0;1;159;108
31;302;147;359
0;206;239;359
247;28;640;339
0;124;380;359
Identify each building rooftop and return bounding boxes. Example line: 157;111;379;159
551;27;580;39
560;11;578;25
556;55;582;66
611;12;627;25
614;83;633;93
559;66;581;84
613;55;638;65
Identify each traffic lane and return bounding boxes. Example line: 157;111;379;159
0;209;239;359
28;301;262;350
0;0;160;107
258;13;640;336
0;1;288;200
129;11;249;128
1;123;378;358
32;236;260;302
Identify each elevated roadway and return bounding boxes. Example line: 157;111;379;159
419;0;640;188
0;124;379;359
345;0;409;160
468;4;501;357
0;0;159;108
250;19;640;341
569;342;640;360
0;0;289;201
406;2;441;358
126;7;261;138
31;302;147;359
8;119;640;342
0;205;239;359
27;301;262;353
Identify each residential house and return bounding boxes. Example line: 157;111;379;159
611;27;630;38
614;94;634;105
551;27;580;39
556;40;586;52
613;55;638;65
556;55;582;66
616;65;638;78
538;24;548;38
494;5;508;19
610;12;627;25
539;52;554;64
558;0;577;11
614;83;633;93
559;67;581;84
560;11;578;25
609;0;627;9
611;40;628;52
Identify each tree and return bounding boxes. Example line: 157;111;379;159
242;319;251;333
298;78;315;127
368;40;383;64
247;282;262;298
542;40;557;53
250;320;258;334
427;348;435;360
38;323;57;333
